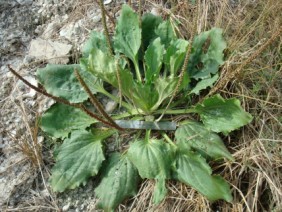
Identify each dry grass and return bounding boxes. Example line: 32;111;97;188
123;0;282;211
8;0;281;211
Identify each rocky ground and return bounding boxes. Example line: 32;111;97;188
1;0;281;212
0;0;124;211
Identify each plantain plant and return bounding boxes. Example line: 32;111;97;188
10;4;253;211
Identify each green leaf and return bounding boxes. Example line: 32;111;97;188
164;39;189;76
50;129;114;192
86;48;117;85
153;177;167;204
195;94;253;134
127;139;172;179
190;74;219;95
37;64;98;103
41;103;95;138
114;4;141;63
95;153;139;212
173;151;233;202
82;31;108;57
151;75;189;111
155;20;177;48
142;13;163;50
175;121;234;161
131;83;159;113
127;139;173;204
188;28;226;79
144;38;164;84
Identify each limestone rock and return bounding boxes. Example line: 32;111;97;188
28;38;72;64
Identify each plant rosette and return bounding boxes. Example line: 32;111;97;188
20;4;253;211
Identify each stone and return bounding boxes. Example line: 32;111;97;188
42;22;60;39
62;202;71;211
104;0;112;5
28;38;72;64
60;22;75;41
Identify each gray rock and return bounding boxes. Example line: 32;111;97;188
62;202;71;211
28;38;72;64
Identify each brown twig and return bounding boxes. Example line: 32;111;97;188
98;0;113;55
74;70;124;131
156;1;198;122
8;65;121;130
208;26;282;96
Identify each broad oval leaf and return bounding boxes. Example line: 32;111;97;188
151;75;189;111
164;39;189;76
144;38;164;84
195;94;253;134
114;4;141;62
95;153;140;212
175;121;234;161
188;28;226;79
127;139;173;204
41;103;95;138
155;20;177;48
127;139;173;179
131;82;159;113
37;64;98;103
87;48;117;85
173;151;233;202
50;129;115;192
142;13;163;50
82;31;108;57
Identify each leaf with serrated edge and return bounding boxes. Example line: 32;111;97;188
41;103;95;139
173;151;233;202
190;74;219;95
144;38;164;84
195;94;253;134
95;153;139;211
175;121;234;160
114;4;141;63
50;129;115;192
188;28;226;79
127;139;173;204
37;64;98;103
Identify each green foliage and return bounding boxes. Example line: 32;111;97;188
173;151;233;202
50;129;115;192
114;4;141;66
175;121;234;161
195;94;253;134
188;28;227;80
95;153;139;212
82;31;108;56
34;4;253;211
144;38;164;84
127;138;173;203
37;64;98;103
41;103;95;139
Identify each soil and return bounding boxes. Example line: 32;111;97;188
0;0;111;211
